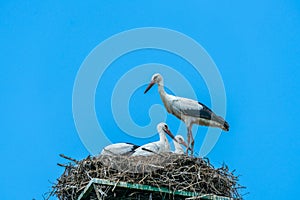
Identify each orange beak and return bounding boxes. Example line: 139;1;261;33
163;127;178;143
181;140;191;150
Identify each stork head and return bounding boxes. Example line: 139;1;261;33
157;122;177;142
175;135;190;149
144;73;163;94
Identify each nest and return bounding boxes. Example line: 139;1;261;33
52;153;244;200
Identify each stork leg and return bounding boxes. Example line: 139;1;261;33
188;127;194;156
186;128;190;155
186;125;194;156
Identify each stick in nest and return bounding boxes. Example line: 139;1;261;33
52;153;245;200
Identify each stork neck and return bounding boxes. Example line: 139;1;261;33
158;130;166;143
174;141;183;153
164;137;170;151
158;84;166;97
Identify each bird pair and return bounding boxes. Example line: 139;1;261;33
101;122;189;156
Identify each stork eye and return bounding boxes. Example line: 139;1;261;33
164;125;168;129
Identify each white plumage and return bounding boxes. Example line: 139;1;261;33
144;73;229;155
131;122;176;156
101;143;139;156
164;136;171;152
173;135;189;154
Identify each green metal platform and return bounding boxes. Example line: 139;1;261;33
77;178;233;200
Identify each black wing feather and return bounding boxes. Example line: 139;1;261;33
125;142;140;152
198;102;214;120
181;102;229;131
198;102;229;131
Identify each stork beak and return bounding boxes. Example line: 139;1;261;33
164;128;178;143
144;81;155;94
181;141;191;150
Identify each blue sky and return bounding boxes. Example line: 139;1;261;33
1;1;300;199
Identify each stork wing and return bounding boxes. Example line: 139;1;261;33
171;97;228;129
102;143;140;156
125;142;140;152
132;142;161;156
170;97;210;118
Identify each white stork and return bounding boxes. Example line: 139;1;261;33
144;73;229;155
173;135;189;154
101;142;140;156
131;122;177;156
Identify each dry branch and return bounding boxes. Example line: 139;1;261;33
52;153;244;199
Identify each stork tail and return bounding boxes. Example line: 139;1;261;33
213;114;230;131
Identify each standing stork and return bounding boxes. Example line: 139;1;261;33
144;73;229;155
131;122;177;156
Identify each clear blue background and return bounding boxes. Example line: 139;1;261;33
1;1;299;199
